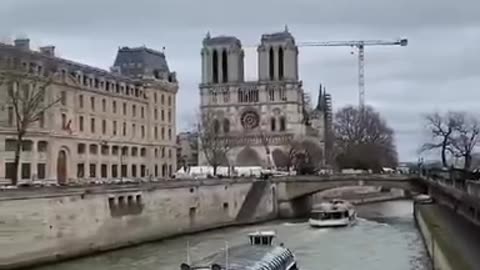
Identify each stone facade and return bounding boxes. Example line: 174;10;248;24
198;30;330;169
0;39;178;184
177;131;199;168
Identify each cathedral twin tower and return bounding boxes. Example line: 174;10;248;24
200;29;299;84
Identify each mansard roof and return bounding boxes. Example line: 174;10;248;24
203;35;242;47
113;46;170;78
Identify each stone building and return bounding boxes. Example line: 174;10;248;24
176;131;199;169
0;39;178;184
198;29;330;169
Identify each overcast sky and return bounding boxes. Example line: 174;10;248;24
1;0;478;162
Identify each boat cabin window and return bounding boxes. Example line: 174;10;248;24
311;211;349;220
249;235;274;246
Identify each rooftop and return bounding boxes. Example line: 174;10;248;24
203;34;242;47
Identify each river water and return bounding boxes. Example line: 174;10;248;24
33;200;431;270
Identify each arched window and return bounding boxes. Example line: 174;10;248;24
222;49;228;83
269;47;274;80
213;119;220;133
223;118;230;133
212;50;219;83
270;117;276;131
278;47;284;80
280;116;286;131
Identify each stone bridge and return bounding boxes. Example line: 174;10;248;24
271;174;427;217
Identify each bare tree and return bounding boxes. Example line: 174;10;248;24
421;112;457;168
196;110;231;176
448;112;480;170
0;63;60;185
334;105;398;171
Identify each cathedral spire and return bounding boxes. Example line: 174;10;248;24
316;83;323;110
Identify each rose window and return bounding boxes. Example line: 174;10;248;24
240;110;260;130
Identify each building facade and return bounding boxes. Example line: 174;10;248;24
198;29;330;169
0;39;178;184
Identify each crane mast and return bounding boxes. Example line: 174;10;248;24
297;38;408;107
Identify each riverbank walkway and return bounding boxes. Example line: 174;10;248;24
417;203;480;269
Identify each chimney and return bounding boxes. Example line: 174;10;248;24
40;46;55;57
14;38;30;50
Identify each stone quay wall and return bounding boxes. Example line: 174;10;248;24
0;179;277;269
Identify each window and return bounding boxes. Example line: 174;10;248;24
223;89;229;103
168;96;172;106
90;96;95;111
111;165;118;178
132;105;136;117
280;117;286;131
39;112;45;128
279;88;286;101
121;165;127;177
161;109;165;121
123;102;127;115
37;164;46;179
102;119;107;134
154;148;159;158
5;139;16;151
89;164;96;178
132;123;136;137
101;145;109;155
278;47;284;80
212;50;219;83
77;143;86;154
141;125;145;138
77;163;85;178
168;148;172;158
154;126;158;140
222;49;228;83
112;101;117;113
89;144;98;155
141;107;145;119
223;119;230;133
5;163;15;181
154;109;158;120
90;118;95;133
269;47;274;80
131;147;138;157
79;95;84;108
122;122;126;136
131;164;137;177
60;91;67;106
22;140;33;152
161;147;165;158
7;106;13;126
154;165;158;177
101;164;107;178
161;127;165;140
112;145;119;155
38;141;47;152
102;99;106;112
140;148;146;157
140;165;146;177
121;146;128;156
113;121;117;135
269;88;275;101
61;113;67;129
213;119;220;133
161;94;165;105
168;110;171;123
271;118;276;131
21;163;31;179
168;128;172;140
154;92;158;103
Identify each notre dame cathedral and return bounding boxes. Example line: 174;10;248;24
198;28;332;169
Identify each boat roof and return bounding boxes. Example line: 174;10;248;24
248;231;276;237
312;200;353;212
190;244;292;270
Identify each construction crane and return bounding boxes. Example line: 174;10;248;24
297;38;408;107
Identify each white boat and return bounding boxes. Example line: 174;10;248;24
180;231;299;270
308;199;357;228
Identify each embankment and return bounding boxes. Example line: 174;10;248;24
414;203;480;270
0;179;277;269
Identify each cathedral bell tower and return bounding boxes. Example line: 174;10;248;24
258;26;299;82
201;33;244;84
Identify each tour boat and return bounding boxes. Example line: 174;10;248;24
308;199;357;228
180;231;299;270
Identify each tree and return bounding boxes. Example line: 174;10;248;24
421;112;457;168
334;105;398;171
0;60;60;185
448;112;480;170
196;111;231;176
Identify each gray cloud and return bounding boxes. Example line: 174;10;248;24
1;0;479;161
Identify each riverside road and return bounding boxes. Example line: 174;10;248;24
32;200;431;270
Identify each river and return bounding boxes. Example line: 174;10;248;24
33;200;431;270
